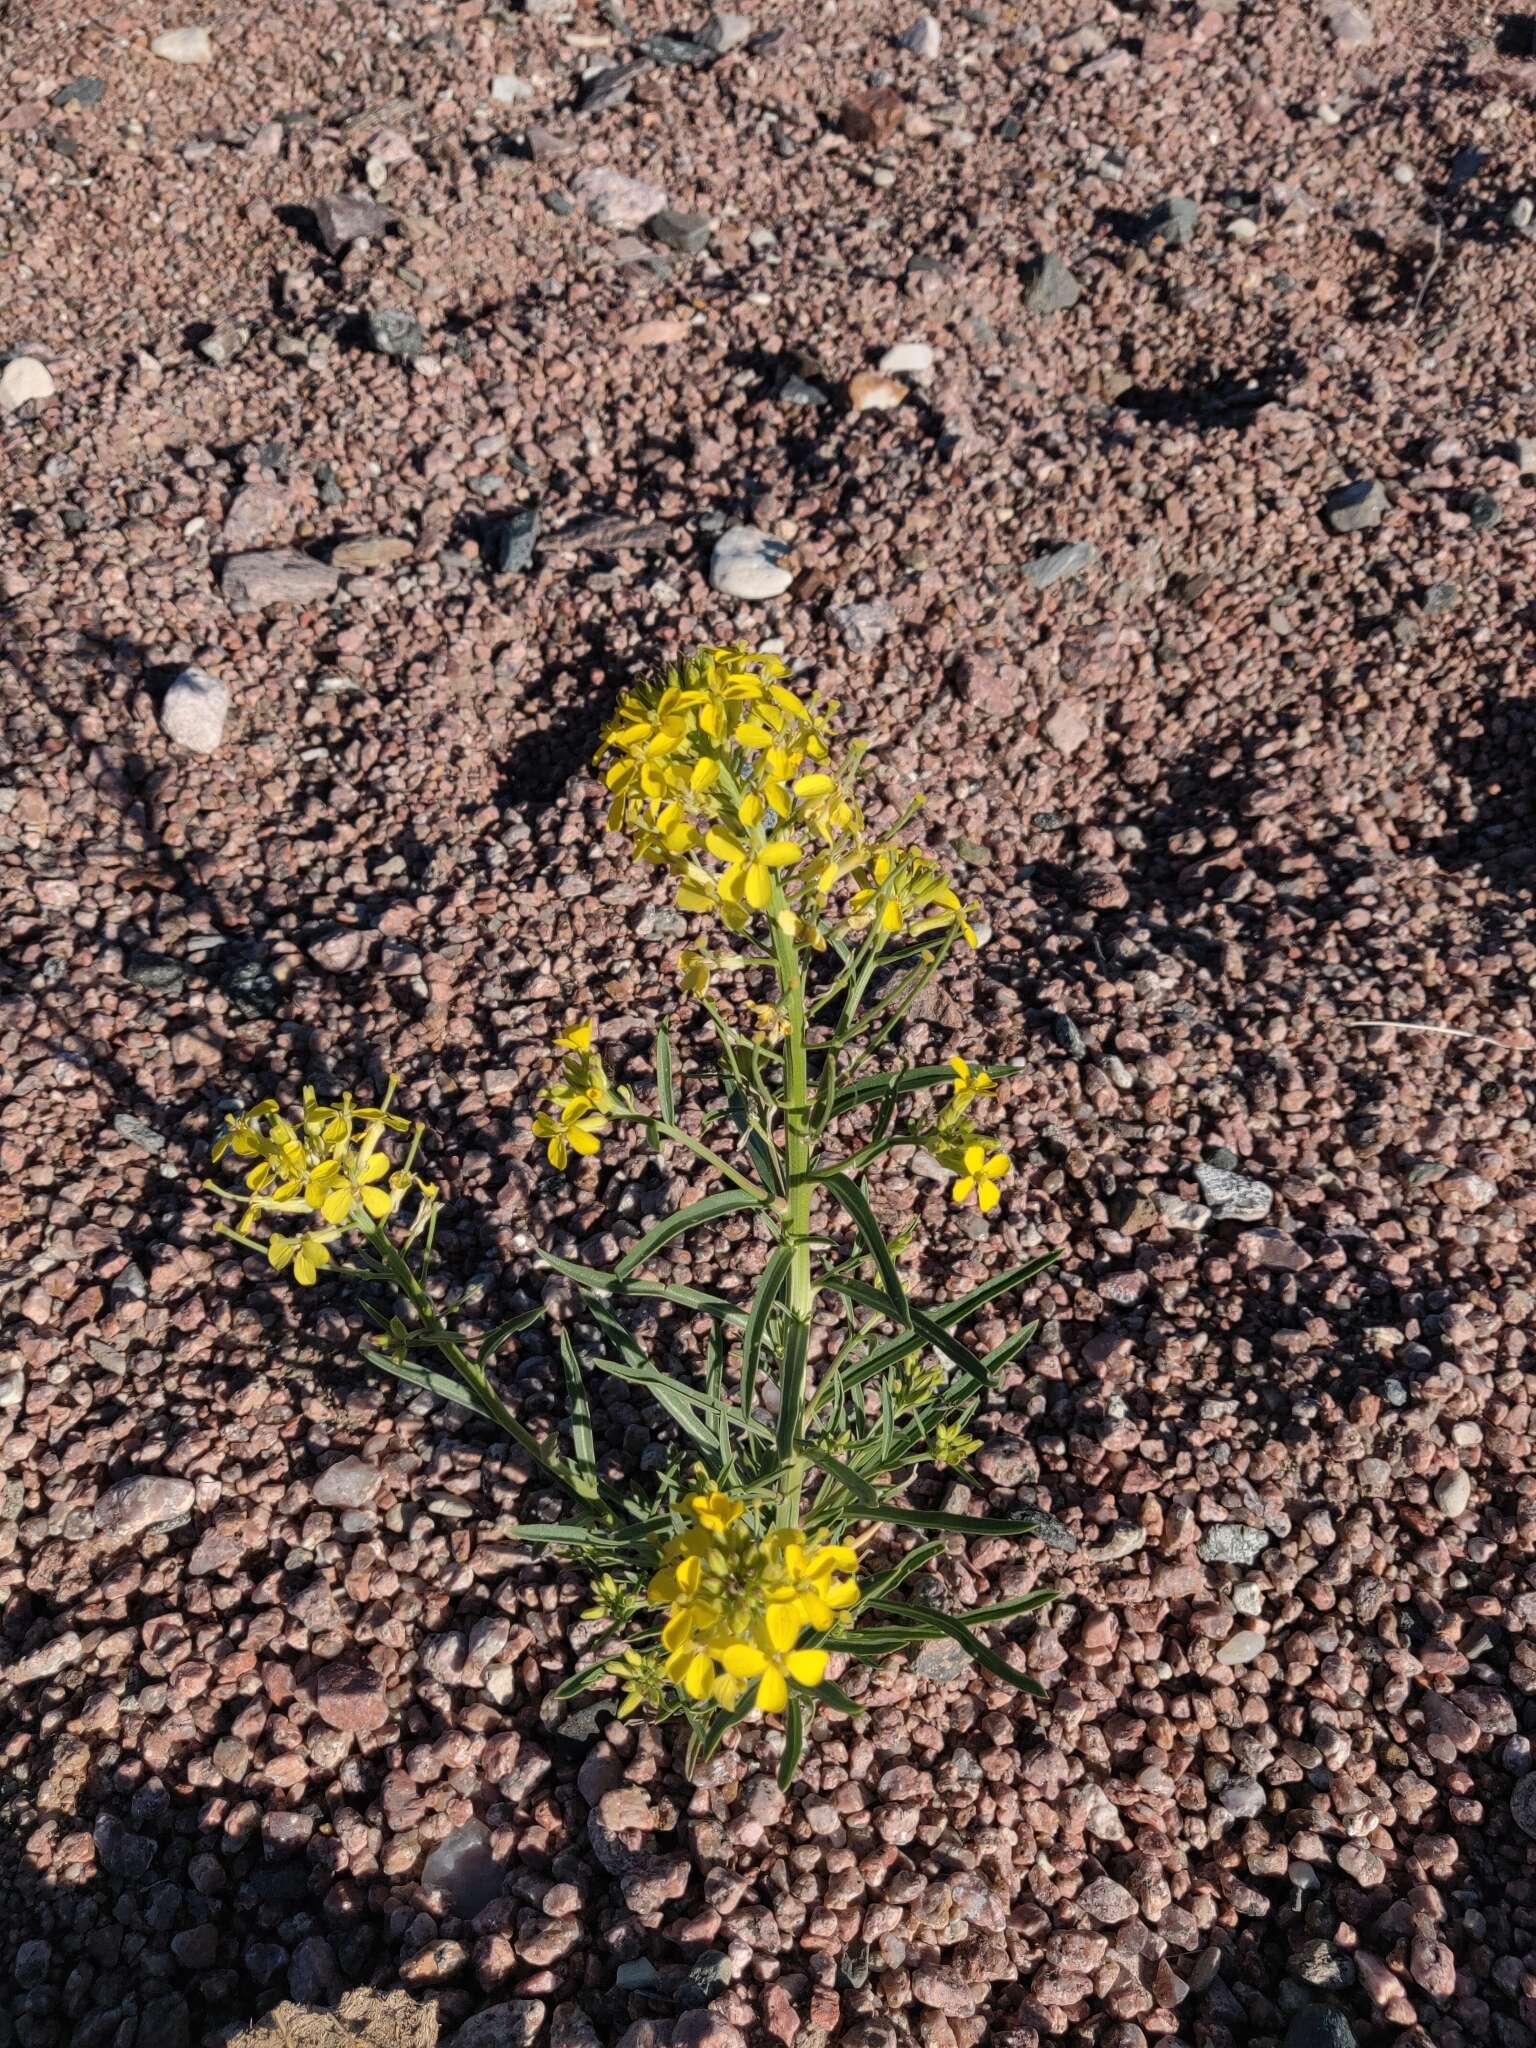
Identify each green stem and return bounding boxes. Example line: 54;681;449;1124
772;922;814;1529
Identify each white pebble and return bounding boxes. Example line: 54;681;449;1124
159;666;230;754
878;340;934;375
150;24;212;62
0;356;55;415
709;526;794;601
1434;1467;1472;1517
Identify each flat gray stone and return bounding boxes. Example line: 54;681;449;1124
363;307;424;359
222;548;340;610
1025;541;1096;591
1323;478;1387;532
1022;250;1082;314
312;193;392;256
1195;1163;1273;1221
647;208;712;255
1198;1522;1271;1567
1143;194;1199;250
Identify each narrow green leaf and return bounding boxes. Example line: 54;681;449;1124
689;1684;759;1775
936;1252;1060;1331
810;1049;840;1136
552;1659;616;1701
557;1327;597;1485
797;1440;876;1508
858;1503;1038;1538
613;1186;763;1282
960;1586;1059;1626
655;1023;676;1124
833;1060;1026;1116
980;1319;1038;1375
775;1309;811;1465
871;1598;1047;1696
360;1344;492;1420
590;1353;740;1453
822;1173;908;1314
853;1538;944;1604
477;1307;543;1364
742;1243;793;1423
807;1679;865;1718
824;1273;991;1390
537;1245;747;1325
777;1696;805;1789
494;1519;640;1550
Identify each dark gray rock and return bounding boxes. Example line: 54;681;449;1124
1284;2009;1357;2048
647;208;713;255
1143;194;1199;249
485;507;541;575
1323;479;1387;532
1022;250;1081;314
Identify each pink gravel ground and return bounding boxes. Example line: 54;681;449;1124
4;0;1536;2045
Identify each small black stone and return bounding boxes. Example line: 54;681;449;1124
1468;491;1502;530
1050;1011;1087;1057
52;76;106;108
485;507;541;576
223;958;281;1020
126;953;184;994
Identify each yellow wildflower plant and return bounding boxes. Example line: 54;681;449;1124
209;646;1060;1790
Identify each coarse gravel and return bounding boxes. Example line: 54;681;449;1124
4;1;1536;2046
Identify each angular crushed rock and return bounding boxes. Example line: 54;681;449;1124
5;3;1536;2045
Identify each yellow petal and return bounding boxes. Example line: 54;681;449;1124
760;838;802;868
320;1187;353;1226
984;1153;1011;1179
763;1602;801;1653
977;1179;1000;1213
744;861;775;911
567;1124;601;1156
360;1183;393;1219
952;1177;975;1203
784;1649;828;1687
756;1664;789;1712
720;1643;768;1679
682;1652;715;1700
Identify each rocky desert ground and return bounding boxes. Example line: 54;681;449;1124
4;0;1536;2045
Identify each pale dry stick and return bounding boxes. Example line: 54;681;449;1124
1347;1018;1526;1055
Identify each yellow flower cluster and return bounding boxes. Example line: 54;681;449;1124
210;1088;428;1284
646;1489;859;1713
532;1021;619;1169
933;1054;1012;1213
597;646;976;952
